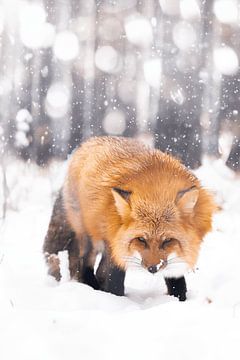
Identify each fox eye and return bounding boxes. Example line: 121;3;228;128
161;238;174;249
136;237;148;247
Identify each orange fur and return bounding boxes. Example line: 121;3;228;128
63;136;217;272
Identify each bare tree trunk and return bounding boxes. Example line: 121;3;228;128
200;0;221;158
1;160;8;219
155;2;203;169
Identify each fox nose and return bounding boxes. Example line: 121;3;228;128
148;265;158;274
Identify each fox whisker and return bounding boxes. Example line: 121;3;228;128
167;260;187;266
122;257;142;267
127;262;142;267
167;257;186;265
125;260;142;266
122;256;141;264
122;255;142;262
166;256;180;262
127;264;145;272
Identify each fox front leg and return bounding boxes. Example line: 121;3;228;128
96;249;126;296
164;276;187;301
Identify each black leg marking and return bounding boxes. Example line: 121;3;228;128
95;253;108;290
164;276;187;301
107;265;125;296
96;251;126;296
82;266;100;290
79;236;100;289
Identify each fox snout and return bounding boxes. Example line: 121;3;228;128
144;260;166;274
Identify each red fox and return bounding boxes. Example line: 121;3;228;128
43;136;217;301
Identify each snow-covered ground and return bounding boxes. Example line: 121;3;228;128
1;158;240;360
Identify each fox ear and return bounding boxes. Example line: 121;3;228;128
112;187;131;218
176;186;199;215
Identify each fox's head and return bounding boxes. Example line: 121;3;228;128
110;180;216;277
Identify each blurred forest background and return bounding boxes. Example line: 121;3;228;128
0;0;240;171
